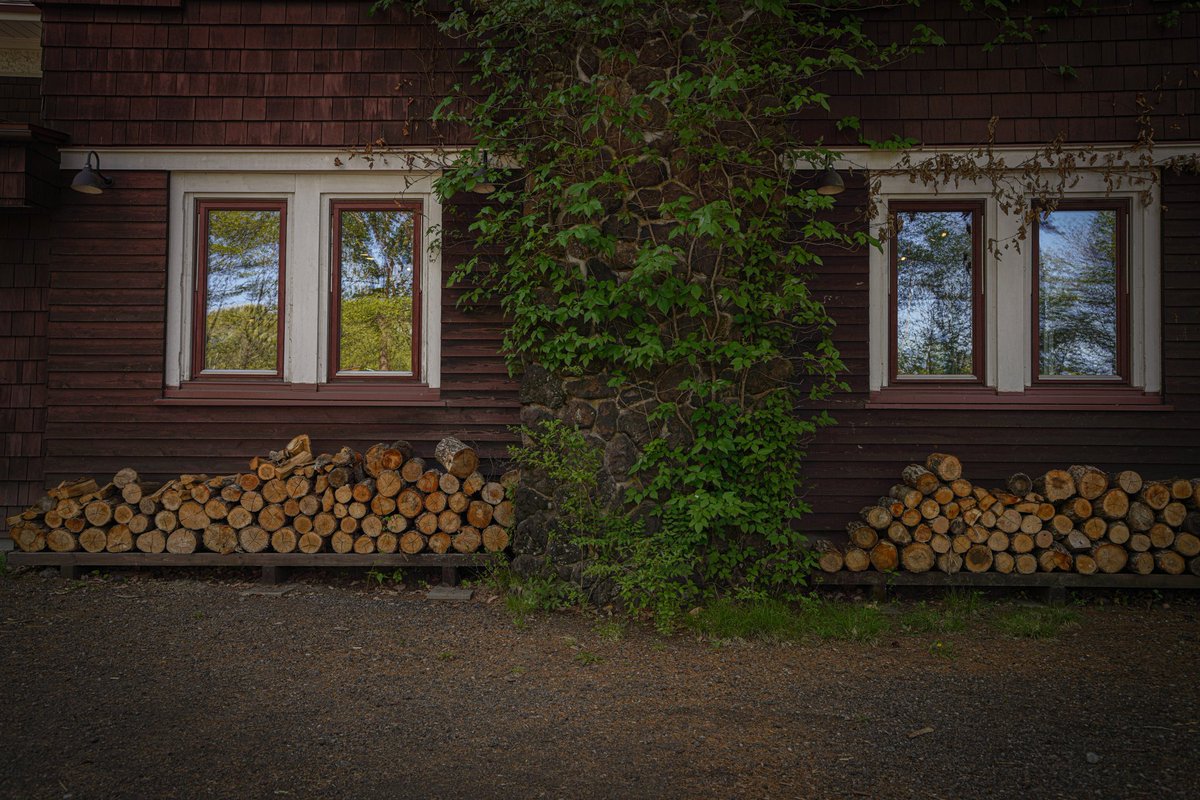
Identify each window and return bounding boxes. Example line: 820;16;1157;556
330;202;421;380
165;169;443;400
866;165;1161;406
193;201;286;379
890;203;983;382
1032;202;1127;382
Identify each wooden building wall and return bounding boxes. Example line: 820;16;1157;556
2;0;1197;539
34;170;517;494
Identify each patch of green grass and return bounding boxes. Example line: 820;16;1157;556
573;650;602;665
594;619;625;642
437;650;457;662
689;597;889;643
501;573;586;629
899;590;984;635
928;639;956;659
992;605;1081;639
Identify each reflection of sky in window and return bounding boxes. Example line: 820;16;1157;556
895;210;974;376
1039;209;1117;376
206;210;280;311
340;210;414;299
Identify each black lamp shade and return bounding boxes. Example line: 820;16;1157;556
70;151;114;195
816;168;845;196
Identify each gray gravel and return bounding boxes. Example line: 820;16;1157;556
1;570;1197;799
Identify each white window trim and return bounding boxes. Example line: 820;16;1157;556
164;169;443;390
867;170;1161;395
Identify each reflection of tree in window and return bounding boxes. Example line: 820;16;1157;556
1038;209;1118;377
204;210;280;371
338;209;415;373
895;210;974;376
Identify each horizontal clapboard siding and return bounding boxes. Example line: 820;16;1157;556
39;171;518;490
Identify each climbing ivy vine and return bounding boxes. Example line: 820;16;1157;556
372;0;1186;628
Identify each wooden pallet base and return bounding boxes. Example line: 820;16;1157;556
6;552;494;587
813;570;1200;603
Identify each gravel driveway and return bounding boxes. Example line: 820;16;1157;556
1;570;1197;800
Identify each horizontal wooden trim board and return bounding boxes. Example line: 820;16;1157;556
813;571;1200;591
867;386;1171;411
6;553;494;568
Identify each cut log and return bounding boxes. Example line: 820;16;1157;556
424;492;448;514
437;510;462;535
238;526;270;553
298;495;321;517
136;530;166;554
462;471;486;497
293;515;313;534
414;470;439;495
416;512;439;536
1010;533;1034;554
377;470;404;498
396;489;424;518
76;527;106;553
1148;523;1175;550
1096;488;1129;520
452;527;482;554
843;547;870;572
339;516;359;535
239;490;264;513
919;498;940;520
178;501;208;530
885;521;912;545
84;500;113;527
814;540;844;573
912;523;933;543
1127;551;1154;575
1061;497;1093;523
987;531;1010;552
929;532;952;554
889;484;922;508
951;534;971;555
400;531;427;555
435;437;480;478
492;501;516;528
1073;553;1097;575
298;532;324;554
1033;470;1075;503
386;514;409;534
165;529;197;555
447;492;470;514
848;524;878;550
1068;465;1108;500
203;498;228;521
936;551;963;574
46;528;77;552
1174;532;1200;558
964;545;993;573
262;478;288;504
1064;529;1092;553
1155;550;1185;575
330;530;355;554
334;485;354;505
1126;502;1155;532
400;457;426;483
112;504;135;525
902;464;939;495
482;525;510;553
427;532;452;555
258;504;287;533
949;478;973;498
925;453;962;481
1128;533;1151;552
352;480;374;504
480;482;506;505
271;527;298;554
1159;502;1187;528
353;535;376;555
868;541;899;572
901;542;935;573
360;515;383;538
1006;472;1033;495
1139;482;1171;511
1107;521;1131;545
1014;553;1038;574
1170;478;1194;501
861;505;892;530
1019;514;1043;535
439;472;461;495
1091;542;1129;573
931;486;954;506
220;483;243;503
313;512;338;537
1080;517;1107;541
190;484;212;504
226;506;253;530
1038;545;1072;572
992;551;1015;574
1112;470;1143;495
202;524;237;554
347;501;368;520
995;509;1022;534
376;532;399;554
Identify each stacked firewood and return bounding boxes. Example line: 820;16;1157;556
6;435;517;557
817;453;1200;577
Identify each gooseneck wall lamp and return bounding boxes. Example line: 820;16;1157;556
470;151;496;195
70;151;114;195
816;165;845;196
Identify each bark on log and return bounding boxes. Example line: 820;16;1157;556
902;464;939;495
1127;551;1154;575
1068;465;1108;500
1126;502;1155;532
925;453;962;481
435;437;480;478
1006;472;1033;495
1034;470;1075;503
848;524;879;550
1154;550;1185;575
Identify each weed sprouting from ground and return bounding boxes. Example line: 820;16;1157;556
689;597;889;643
0;551;7;576
992;606;1082;639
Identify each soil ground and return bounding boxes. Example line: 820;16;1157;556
1;568;1198;800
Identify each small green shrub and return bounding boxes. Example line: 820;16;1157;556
992;606;1082;639
502;574;587;629
689;597;888;643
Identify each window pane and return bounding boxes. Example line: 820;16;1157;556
337;208;416;373
894;210;976;376
1038;209;1119;377
203;208;281;371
